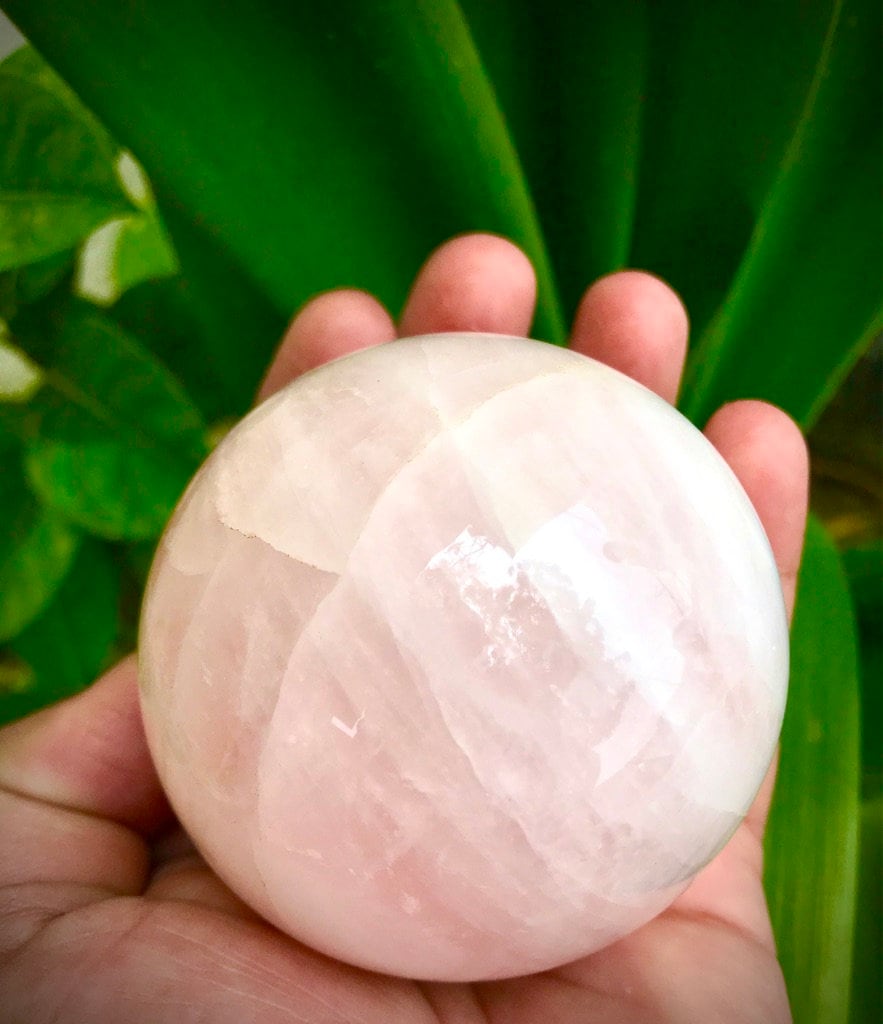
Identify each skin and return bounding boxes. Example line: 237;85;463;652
0;234;807;1023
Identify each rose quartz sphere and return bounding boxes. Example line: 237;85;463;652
138;333;788;981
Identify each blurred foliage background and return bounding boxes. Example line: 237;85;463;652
0;2;880;1021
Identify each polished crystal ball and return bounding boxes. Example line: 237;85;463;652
139;333;788;981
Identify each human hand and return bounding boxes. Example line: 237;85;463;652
0;234;807;1023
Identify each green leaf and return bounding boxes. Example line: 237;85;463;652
14;304;208;539
73;149;180;305
111;271;264;422
15;246;74;302
0;247;75;322
628;1;839;340
115;150;153;209
460;1;649;317
0;245;75;321
0;45;133;270
2;39;279;415
0;333;43;401
75;207;178;306
678;0;882;428
0;537;121;725
842;542;883;628
0;444;79;642
842;542;883;799
765;515;861;1024
109;209;177;294
0;1;565;342
112;203;286;420
850;797;883;1024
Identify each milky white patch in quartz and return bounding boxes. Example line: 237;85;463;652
138;333;788;981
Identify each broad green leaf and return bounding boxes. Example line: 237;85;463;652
125;198;289;417
74;147;179;305
0;445;79;641
121;537;158;594
0;267;14;318
0;385;33;443
765;516;861;1024
14;304;208;539
843;542;883;799
15;246;73;302
842;542;883;627
109;209;177;294
850;798;883;1024
0;1;565;341
112;231;286;422
0;46;278;413
463;0;879;360
678;0;882;428
115;151;152;209
113;538;159;654
0;334;42;400
0;45;133;270
75;208;178;306
461;0;649;317
628;1;837;339
0;537;120;725
0;247;75;322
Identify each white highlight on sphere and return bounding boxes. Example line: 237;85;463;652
138;333;788;981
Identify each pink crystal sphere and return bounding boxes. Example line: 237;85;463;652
139;333;788;981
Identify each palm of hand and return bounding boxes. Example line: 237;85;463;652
0;236;805;1024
